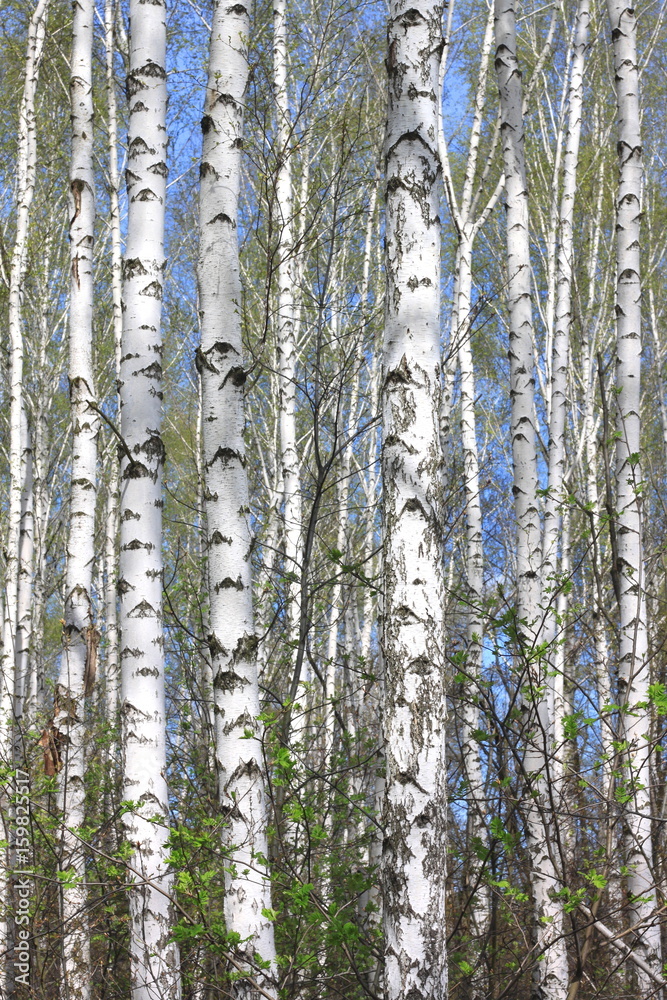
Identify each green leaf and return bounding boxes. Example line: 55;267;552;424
649;683;667;715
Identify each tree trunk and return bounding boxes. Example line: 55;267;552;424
607;0;663;986
456;234;491;997
15;409;34;738
1;1;49;988
273;0;302;672
55;2;98;992
382;1;447;996
494;0;569;993
119;1;180;996
103;0;122;737
197;1;278;991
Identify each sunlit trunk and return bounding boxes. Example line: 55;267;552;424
382;1;448;995
608;0;662;985
197;1;278;989
118;1;180;995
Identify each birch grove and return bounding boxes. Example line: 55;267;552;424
1;0;667;997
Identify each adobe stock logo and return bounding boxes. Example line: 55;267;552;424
13;769;32;987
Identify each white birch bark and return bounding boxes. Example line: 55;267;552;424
15;409;34;730
456;237;490;994
197;1;277;990
273;0;302;663
0;0;49;985
104;467;120;728
494;0;542;638
54;1;98;993
2;0;49;747
541;0;589;612
103;0;123;731
582;316;625;927
29;389;47;717
538;4;589;945
119;1;180;996
494;1;568;994
382;1;447;996
437;16;500;973
551;504;572;863
607;0;662;985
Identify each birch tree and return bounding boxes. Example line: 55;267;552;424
53;0;98;993
196;0;278;991
118;1;180;996
536;0;590;965
437;8;503;982
15;409;34;731
541;0;589;632
2;0;667;993
102;0;124;731
494;0;568;992
382;1;447;996
1;0;49;986
273;0;302;665
608;0;663;985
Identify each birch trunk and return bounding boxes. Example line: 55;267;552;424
15;409;34;734
54;1;99;993
274;0;302;666
538;4;589;956
494;1;568;994
104;476;120;730
542;0;589;597
456;236;490;995
582;328;624;926
494;0;541;639
607;0;662;985
382;2;447;996
436;13;499;973
1;0;49;985
197;1;277;990
2;0;49;741
30;393;47;716
119;2;180;996
103;0;123;732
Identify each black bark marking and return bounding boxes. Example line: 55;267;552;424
222;365;246;387
214;576;244;593
120;646;145;659
214;669;249;691
137;361;162;379
207;212;235;227
138;280;163;297
210;531;233;545
123;258;149;280
207;445;244;468
128;600;156;618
